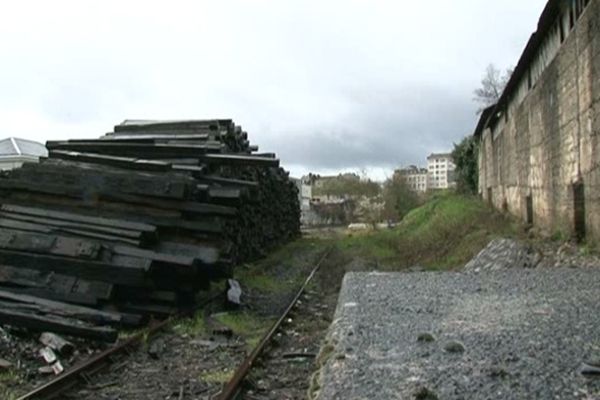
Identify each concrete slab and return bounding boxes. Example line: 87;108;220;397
311;270;600;399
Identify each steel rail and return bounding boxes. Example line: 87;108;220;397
217;247;333;400
17;294;222;400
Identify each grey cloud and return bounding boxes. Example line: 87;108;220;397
0;0;548;178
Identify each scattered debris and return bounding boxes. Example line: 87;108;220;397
0;358;11;370
39;332;75;357
582;362;600;376
226;279;242;306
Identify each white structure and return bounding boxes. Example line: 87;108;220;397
0;137;47;170
298;176;312;210
427;153;456;190
396;165;428;193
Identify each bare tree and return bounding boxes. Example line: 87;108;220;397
473;64;513;113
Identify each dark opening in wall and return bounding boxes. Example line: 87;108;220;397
559;18;565;42
569;6;575;29
487;187;492;206
526;195;534;225
573;182;586;242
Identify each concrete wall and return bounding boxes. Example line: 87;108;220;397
478;0;600;241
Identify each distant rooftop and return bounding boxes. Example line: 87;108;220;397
0;137;47;158
427;153;452;160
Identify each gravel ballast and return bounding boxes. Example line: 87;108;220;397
312;270;600;399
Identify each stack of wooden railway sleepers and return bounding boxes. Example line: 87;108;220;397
0;119;300;341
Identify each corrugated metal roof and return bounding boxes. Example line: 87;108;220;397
0;138;47;157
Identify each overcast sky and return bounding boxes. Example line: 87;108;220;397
0;0;547;180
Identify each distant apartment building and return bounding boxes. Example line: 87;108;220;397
0;137;47;170
395;165;428;192
427;153;456;190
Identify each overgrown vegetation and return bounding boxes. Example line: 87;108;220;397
381;175;422;221
172;311;207;336
311;173;380;198
452;135;479;195
214;311;273;351
338;192;522;270
0;369;22;400
198;368;234;384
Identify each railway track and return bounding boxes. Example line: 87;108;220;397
16;293;223;400
16;247;333;400
217;247;332;400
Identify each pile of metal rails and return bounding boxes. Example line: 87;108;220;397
0;119;300;341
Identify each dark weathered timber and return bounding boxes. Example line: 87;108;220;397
157;242;221;264
198;153;280;167
47;142;224;158
0;230;102;259
1;204;156;233
1;287;98;306
15;160;190;199
0;308;117;342
0;191;183;221
99;133;212;141
48;150;173;172
0;290;126;325
0;249;150;286
0;265;112;305
111;246;197;268
0;212;146;239
113;119;232;132
119;303;178;317
97;192;237;217
197;176;259;188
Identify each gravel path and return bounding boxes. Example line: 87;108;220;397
312;270;600;400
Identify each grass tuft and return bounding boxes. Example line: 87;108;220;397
172;311;206;336
198;369;234;384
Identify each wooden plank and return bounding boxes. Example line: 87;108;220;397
16;161;190;200
111;246;197;267
0;212;146;239
0;249;150;286
120;302;178;317
1;172;233;217
113;119;232;132
0;192;182;221
0;290;123;325
0;265;110;295
197;176;258;188
100;133;211;141
0;287;98;306
0;307;117;342
198;153;280;167
47;150;173;172
47;142;224;157
157;242;221;264
0;230;102;260
0;205;154;233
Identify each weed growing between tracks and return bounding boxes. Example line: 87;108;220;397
0;369;22;400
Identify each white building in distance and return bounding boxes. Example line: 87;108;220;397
0;138;47;170
427;153;456;190
395;165;428;192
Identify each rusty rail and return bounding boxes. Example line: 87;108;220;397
17;294;222;400
217;247;332;400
